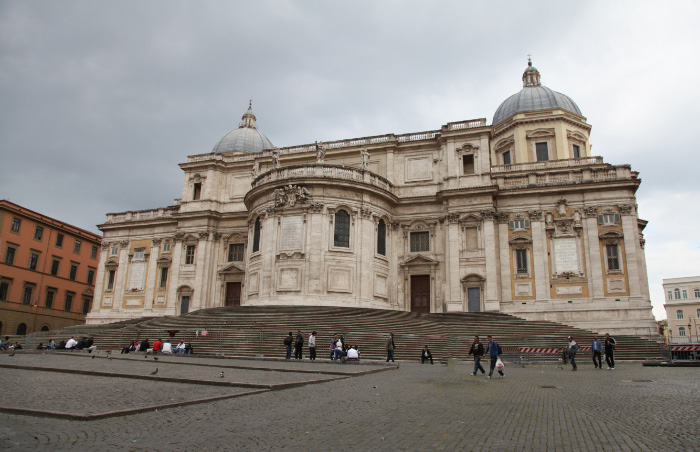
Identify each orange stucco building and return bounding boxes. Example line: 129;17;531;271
0;200;101;335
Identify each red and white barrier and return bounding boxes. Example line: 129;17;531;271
519;347;561;354
670;345;700;351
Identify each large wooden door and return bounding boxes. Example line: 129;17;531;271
468;287;481;312
410;275;430;313
225;282;241;307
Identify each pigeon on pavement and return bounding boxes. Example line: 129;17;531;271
150;368;158;375
219;371;224;378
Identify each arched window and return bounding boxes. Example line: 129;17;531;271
40;325;49;332
0;321;3;335
679;326;686;337
334;210;350;248
674;288;681;299
252;218;261;253
16;323;27;335
377;219;386;256
677;310;684;320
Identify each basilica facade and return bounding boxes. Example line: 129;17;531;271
86;61;657;336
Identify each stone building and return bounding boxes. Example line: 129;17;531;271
663;276;700;342
86;60;657;336
0;200;101;335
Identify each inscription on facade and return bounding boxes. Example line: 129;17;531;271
553;238;579;273
129;262;146;291
280;216;303;250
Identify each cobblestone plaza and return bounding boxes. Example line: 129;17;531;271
1;353;697;451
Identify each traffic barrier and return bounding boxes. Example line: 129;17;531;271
670;345;700;351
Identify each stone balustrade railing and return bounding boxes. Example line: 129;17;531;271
252;164;393;191
491;156;604;174
186;118;487;164
105;207;178;224
494;163;633;189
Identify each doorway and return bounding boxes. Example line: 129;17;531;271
468;287;481;312
410;275;430;313
180;296;190;315
226;282;241;307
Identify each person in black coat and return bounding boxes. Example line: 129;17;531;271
421;345;434;364
294;330;304;359
468;336;486;375
140;339;150;352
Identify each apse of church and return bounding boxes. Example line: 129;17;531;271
88;61;656;336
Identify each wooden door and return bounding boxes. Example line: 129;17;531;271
226;282;241;307
180;296;190;315
410;275;430;313
468;287;481;312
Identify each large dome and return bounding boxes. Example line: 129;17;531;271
492;60;582;126
212;103;274;154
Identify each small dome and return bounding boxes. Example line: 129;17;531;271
212;103;274;154
492;59;582;126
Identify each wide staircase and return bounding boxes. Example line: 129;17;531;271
22;306;664;362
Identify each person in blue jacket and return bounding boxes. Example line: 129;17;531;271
484;335;504;379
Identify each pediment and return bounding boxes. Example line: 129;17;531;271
526;129;555;139
219;262;246;274
156;256;172;264
508;234;532;244
401;254;439;266
599;230;623;239
494;136;514;151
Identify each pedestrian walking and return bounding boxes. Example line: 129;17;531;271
567;336;580;371
294;330;304;359
386;333;395;362
284;332;293;360
308;331;317;360
604;333;616;369
485;335;504;379
591;336;603;369
421;345;434;364
469;335;486;376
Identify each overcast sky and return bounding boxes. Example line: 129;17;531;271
1;0;699;320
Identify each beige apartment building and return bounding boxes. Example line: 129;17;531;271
86;60;657;336
663;276;700;342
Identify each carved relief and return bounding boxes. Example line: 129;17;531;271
119;240;129;247
198;231;210;240
556;197;568;216
308;202;324;212
173;232;185;242
315;141;326;163
528;210;543;221
152;238;162;246
481;209;496;220
101;242;111;250
447;212;460;223
212;232;222;241
271;148;281;169
274;184;311;208
496;212;510;224
360;208;373;219
618;203;634;215
583;206;599;218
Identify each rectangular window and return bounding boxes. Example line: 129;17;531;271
22;285;33;305
598;213;620;225
695;289;700;298
69;264;78;281
668;291;673;300
682;290;688;299
516;249;528;274
462;155;475;175
51;259;60;276
64;292;73;312
228;244;244;262
55;233;64;247
677;310;684;320
465;227;478;249
87;269;95;285
73;240;81;254
110;245;119;256
91;245;98;259
28;253;39;270
0;281;9;301
106;270;116;291
159;267;169;289
82;297;91;315
34;226;44;241
133;250;145;260
410;232;430;252
11;218;21;233
45;288;55;308
185;245;195;265
535;142;549;162
509;219;531;230
193;182;202;200
606;244;620;271
162;241;171;253
4;246;16;265
572;144;581;159
502;151;511;166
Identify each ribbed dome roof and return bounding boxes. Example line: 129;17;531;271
492;60;582;126
212;103;274;154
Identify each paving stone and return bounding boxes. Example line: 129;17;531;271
0;356;697;451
